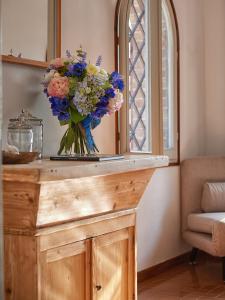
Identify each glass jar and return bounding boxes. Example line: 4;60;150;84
9;110;43;158
7;116;33;152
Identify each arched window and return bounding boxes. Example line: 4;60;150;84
116;0;179;162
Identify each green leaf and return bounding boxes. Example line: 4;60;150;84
65;126;74;152
102;82;112;90
59;120;69;126
69;77;78;97
57;129;68;155
58;66;68;76
69;107;85;124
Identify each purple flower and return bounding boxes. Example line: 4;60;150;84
110;71;124;92
96;55;102;66
64;70;72;77
49;97;70;121
66;50;72;58
92;97;109;118
81;51;87;63
69;62;87;77
105;88;115;99
99;95;109;105
92;106;109;119
58;111;70;121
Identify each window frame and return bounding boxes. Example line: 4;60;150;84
114;0;180;164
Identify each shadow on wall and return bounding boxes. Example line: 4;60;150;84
136;167;190;272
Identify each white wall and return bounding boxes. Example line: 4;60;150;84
174;0;206;160
204;0;225;155
137;167;189;271
2;0;48;61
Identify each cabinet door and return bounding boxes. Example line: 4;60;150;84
92;227;135;300
39;239;91;300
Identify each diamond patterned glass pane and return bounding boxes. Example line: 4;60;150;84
162;0;174;150
128;0;151;152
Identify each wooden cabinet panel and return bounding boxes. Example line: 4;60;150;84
92;227;135;300
39;240;91;300
4;235;37;300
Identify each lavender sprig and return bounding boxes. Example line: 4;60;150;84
96;55;102;67
66;50;72;58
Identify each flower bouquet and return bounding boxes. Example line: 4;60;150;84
43;49;124;155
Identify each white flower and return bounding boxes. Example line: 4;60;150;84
107;89;124;115
100;68;109;80
43;70;56;84
53;72;61;78
87;64;100;75
94;69;109;85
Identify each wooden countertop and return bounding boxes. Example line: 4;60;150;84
3;154;169;182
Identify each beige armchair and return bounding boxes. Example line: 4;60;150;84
181;156;225;281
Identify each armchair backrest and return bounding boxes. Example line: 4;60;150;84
181;156;225;232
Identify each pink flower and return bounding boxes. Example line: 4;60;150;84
47;77;69;98
107;90;124;115
50;58;65;69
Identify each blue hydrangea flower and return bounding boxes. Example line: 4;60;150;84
92;106;108;119
99;95;109;105
105;88;115;99
69;62;87;77
49;97;70;121
64;70;72;77
58;111;70;121
110;71;124;92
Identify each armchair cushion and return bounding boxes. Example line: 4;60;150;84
201;182;225;212
188;212;225;234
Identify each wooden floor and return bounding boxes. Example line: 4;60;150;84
138;255;225;299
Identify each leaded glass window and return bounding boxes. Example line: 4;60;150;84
119;0;178;161
128;0;150;152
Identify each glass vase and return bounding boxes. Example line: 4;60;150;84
58;122;98;155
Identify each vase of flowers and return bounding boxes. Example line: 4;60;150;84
42;49;124;155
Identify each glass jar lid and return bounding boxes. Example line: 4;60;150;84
8;114;32;130
9;109;43;123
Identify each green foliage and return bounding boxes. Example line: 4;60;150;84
64;126;75;152
59;120;69;126
102;81;112;90
69;106;85;124
57;123;91;155
79;69;87;82
69;77;78;97
58;66;68;76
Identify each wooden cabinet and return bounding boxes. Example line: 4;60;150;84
40;240;91;300
3;157;167;299
5;211;136;300
92;228;135;300
38;225;135;300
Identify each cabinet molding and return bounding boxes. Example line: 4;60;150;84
39;211;135;251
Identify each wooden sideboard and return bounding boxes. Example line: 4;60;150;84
3;155;168;300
